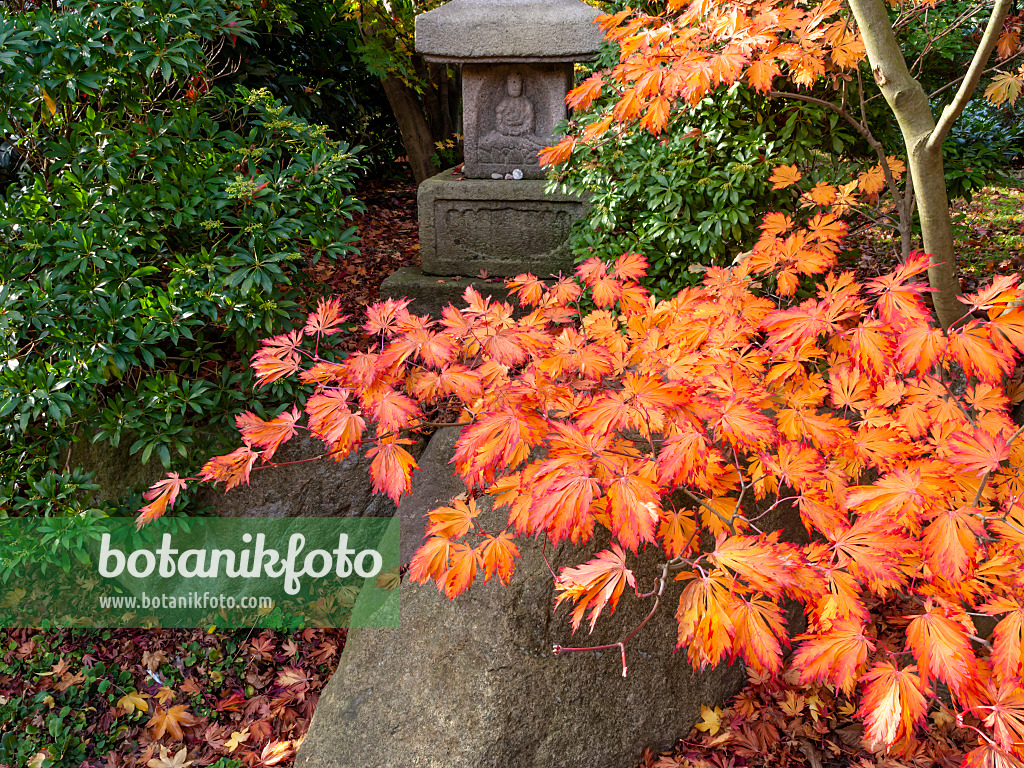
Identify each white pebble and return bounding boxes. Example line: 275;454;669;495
512;169;523;180
491;173;504;179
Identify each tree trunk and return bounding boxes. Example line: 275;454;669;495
847;0;1011;328
907;142;964;326
382;76;441;185
847;0;959;326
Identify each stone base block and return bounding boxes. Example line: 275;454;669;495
380;266;516;320
418;168;587;277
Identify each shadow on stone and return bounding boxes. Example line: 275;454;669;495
294;427;803;768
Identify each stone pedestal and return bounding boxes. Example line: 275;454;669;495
381;169;589;316
419;169;585;276
379;267;516;320
376;0;603;319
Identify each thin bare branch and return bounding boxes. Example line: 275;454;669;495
928;0;1014;151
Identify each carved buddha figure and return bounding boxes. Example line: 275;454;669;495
478;71;546;165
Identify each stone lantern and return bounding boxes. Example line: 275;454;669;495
380;0;604;316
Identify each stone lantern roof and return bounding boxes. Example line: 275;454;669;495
415;0;604;63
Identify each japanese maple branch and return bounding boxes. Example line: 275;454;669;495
930;48;1024;100
911;2;989;75
552;561;669;678
927;0;1013;151
971;423;1024;506
767;90;874;145
679;486;737;535
769;86;912;257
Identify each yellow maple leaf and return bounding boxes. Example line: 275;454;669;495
155;685;175;705
146;746;193;768
117;691;150;715
225;729;251;753
694;704;725;735
41;88;57;119
985;71;1024;106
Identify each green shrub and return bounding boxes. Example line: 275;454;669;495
942;99;1024;201
550;45;858;296
0;0;364;521
229;0;405;172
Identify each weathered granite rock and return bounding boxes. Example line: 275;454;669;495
67;429;426;518
415;0;603;64
294;428;754;768
417;168;587;277
196;432;425;518
66;433;168;507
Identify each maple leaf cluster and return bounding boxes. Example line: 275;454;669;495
540;0;1024;168
132;4;1024;749
142;207;1024;763
541;0;870;165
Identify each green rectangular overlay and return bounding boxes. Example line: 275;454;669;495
0;516;400;629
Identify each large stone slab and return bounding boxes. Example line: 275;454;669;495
196;432;426;518
294;428;751;768
418;168;586;277
380;266;517;320
415;0;603;64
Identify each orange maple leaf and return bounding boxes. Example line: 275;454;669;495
859;663;928;748
303;296;348;336
250;348;301;388
675;572;741;669
567;72;605;111
974;681;1024;752
235;407;300;461
554;544;636;632
769;164;801;189
658;507;697;558
988;601;1024;683
137;473;188;528
197;446;259;492
408;536;452;586
905;607;976;694
147;705;199;742
947;429;1012;476
539;136;576;167
731;596;788;675
366;439;419;503
305;391;365;458
922;505;983;581
792;620;874;692
425;497;481;539
476;531;520;585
